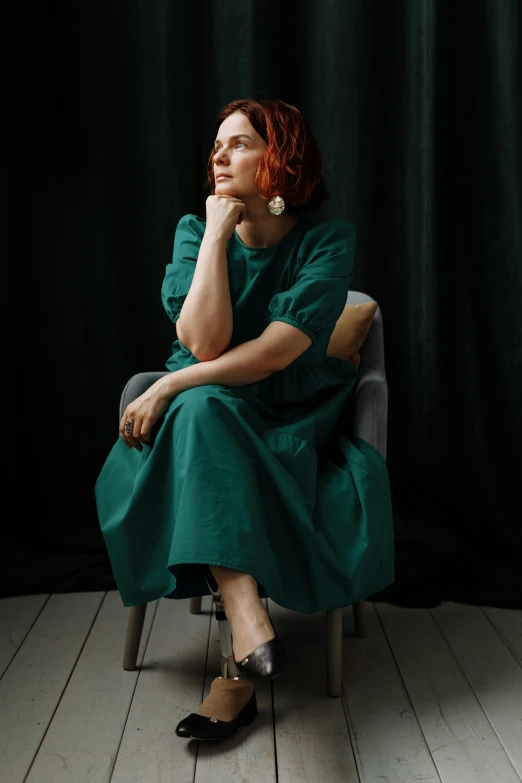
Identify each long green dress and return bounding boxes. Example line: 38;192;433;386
95;213;394;613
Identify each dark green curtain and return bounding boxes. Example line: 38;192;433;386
6;1;521;608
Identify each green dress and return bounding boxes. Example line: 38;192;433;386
95;213;394;613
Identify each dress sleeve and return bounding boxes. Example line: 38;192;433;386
268;218;356;346
161;214;205;326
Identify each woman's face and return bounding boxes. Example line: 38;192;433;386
213;112;267;198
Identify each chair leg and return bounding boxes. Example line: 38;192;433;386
199;566;240;678
213;593;241;678
325;608;343;697
123;604;147;670
189;596;202;614
352;600;367;638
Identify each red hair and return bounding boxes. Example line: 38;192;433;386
204;99;329;214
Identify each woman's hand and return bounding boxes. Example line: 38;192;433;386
119;377;174;451
205;194;246;241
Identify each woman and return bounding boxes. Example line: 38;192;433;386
95;99;394;741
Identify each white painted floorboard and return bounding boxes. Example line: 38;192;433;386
482;606;522;665
376;603;520;782
0;592;104;782
431;603;522;778
341;601;441;782
1;592;521;783
109;595;212;783
0;595;49;677
24;591;157;783
269;600;359;783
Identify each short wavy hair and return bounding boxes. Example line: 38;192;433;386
203;99;330;215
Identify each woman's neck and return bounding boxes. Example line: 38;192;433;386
234;213;299;248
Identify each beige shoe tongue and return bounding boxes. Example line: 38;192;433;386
196;677;255;722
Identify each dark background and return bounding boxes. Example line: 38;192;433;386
6;0;522;608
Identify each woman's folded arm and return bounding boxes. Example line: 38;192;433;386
161;321;311;398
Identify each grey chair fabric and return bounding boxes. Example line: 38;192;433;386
345;291;388;459
119;290;387;458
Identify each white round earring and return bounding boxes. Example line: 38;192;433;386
267;195;285;216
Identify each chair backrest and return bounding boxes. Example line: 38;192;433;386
331;290;387;458
346;290;386;378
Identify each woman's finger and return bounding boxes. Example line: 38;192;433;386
120;413;143;451
135;430;150;448
119;420;130;448
130;418;143;447
127;425;143;450
136;425;150;446
121;430;141;450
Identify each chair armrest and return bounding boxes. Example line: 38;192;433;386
351;370;388;460
119;371;169;423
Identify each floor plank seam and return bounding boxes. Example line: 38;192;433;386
22;591;108;783
374;604;442;782
0;594;52;681
339;601;373;782
193;596;214;781
479;607;522;667
107;598;160;783
340;688;363;783
269;675;279;782
266;599;280;783
429;607;522;779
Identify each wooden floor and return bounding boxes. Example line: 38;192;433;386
1;592;521;782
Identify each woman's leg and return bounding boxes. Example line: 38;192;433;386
209;565;275;661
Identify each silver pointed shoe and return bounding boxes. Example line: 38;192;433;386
234;632;286;682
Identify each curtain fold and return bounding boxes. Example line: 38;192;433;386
6;0;521;607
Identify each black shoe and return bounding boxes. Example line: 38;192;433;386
234;633;286;682
175;691;257;740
